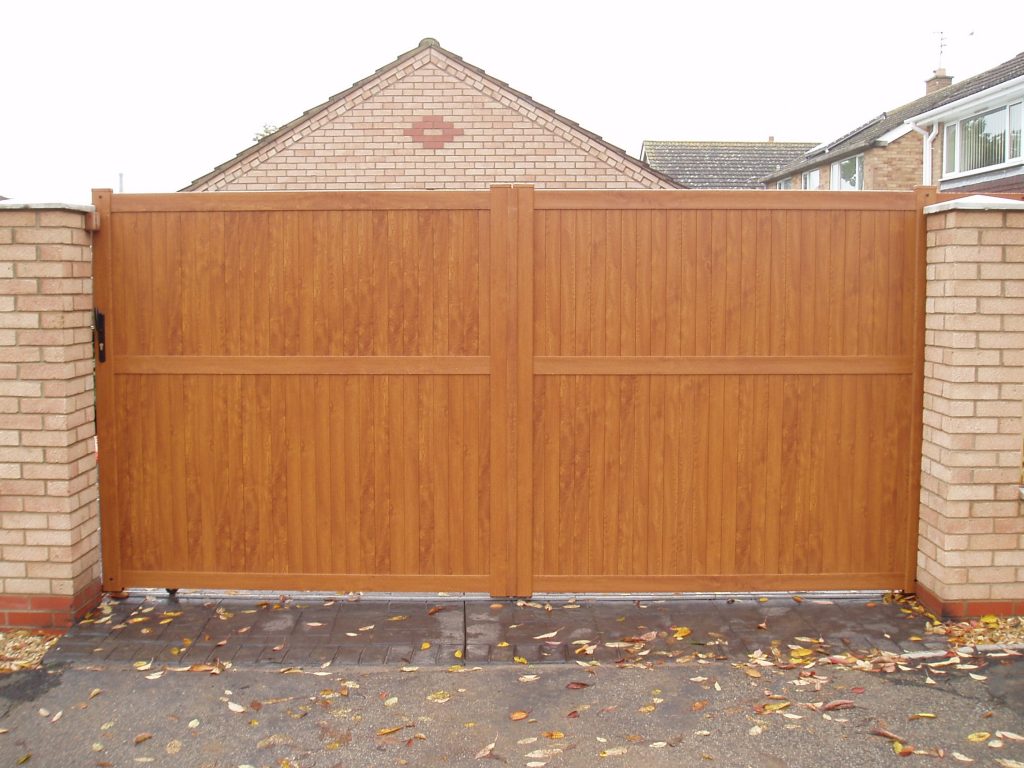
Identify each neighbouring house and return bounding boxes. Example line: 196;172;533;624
763;51;1024;193
183;38;679;192
640;139;817;189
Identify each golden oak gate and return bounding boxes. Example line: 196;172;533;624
92;186;925;597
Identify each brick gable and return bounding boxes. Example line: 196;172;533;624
186;45;675;191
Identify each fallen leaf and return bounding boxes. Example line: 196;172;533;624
384;696;398;707
165;740;182;755
893;741;914;756
692;700;708;712
427;691;451;703
227;702;246;713
518;675;539;682
525;748;563;759
995;760;1024;768
89;688;103;699
998;731;1024;742
421;642;432;650
378;725;408;736
822;700;855;712
951;753;974;763
534;630;559;640
749;725;763;736
910;713;937;720
513;656;528;665
600;746;627;757
544;731;565;739
16;755;30;765
566;681;590;690
134;733;153;745
188;719;199;729
50;711;62;723
968;732;992;742
305;622;323;628
671;626;692;639
510;711;529;721
475;740;496;759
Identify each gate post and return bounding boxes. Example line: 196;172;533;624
917;195;1024;617
0;201;101;628
488;185;535;597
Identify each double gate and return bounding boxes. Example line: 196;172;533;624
92;186;925;596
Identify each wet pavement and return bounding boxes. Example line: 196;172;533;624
9;592;1024;767
45;591;947;670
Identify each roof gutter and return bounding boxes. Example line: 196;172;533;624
907;121;939;186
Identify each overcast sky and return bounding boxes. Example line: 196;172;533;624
4;1;1023;204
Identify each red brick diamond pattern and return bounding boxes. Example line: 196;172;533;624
403;115;464;149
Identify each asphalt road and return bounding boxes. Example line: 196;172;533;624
1;653;1022;767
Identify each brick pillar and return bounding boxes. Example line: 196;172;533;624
0;202;101;628
918;195;1024;617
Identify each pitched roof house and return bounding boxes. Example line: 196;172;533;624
183;39;678;192
762;51;1024;193
640;140;817;189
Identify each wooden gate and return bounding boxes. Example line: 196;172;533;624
92;186;925;597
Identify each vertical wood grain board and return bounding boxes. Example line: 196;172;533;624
95;189;922;595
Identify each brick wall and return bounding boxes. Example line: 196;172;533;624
771;133;926;192
0;204;101;628
917;196;1024;617
188;47;672;191
864;132;923;190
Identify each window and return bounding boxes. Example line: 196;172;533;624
942;101;1023;176
830;154;864;190
776;178;793;190
801;169;820;189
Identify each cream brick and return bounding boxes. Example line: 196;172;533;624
990;583;1024;600
2;577;51;593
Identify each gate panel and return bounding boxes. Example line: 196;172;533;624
95;193;496;593
530;192;921;592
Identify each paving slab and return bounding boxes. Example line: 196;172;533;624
44;592;938;670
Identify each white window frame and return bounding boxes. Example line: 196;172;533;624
801;169;820;189
776;178;793;190
830;154;864;190
941;100;1023;179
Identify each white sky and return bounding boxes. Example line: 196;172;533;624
3;0;1023;204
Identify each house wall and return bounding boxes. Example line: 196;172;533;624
917;199;1024;617
771;133;926;191
864;132;923;190
0;205;101;628
189;51;671;192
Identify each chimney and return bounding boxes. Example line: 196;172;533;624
768;136;775;143
926;67;953;95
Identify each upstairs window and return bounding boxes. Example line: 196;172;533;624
943;101;1023;176
830;154;864;190
801;169;820;189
